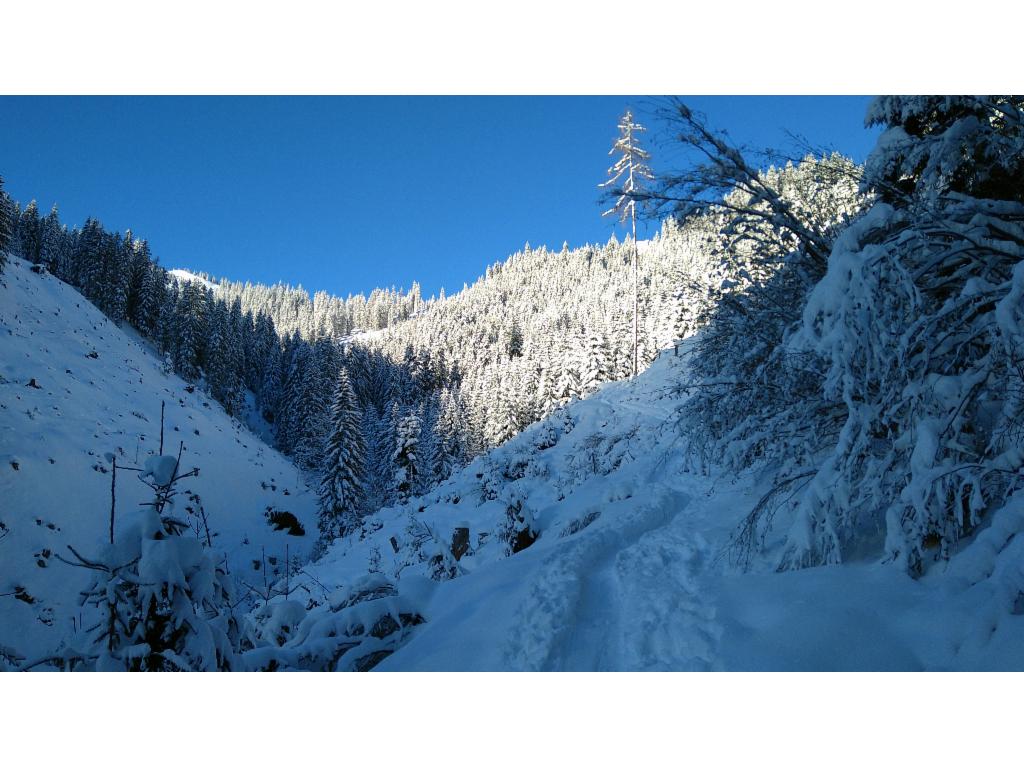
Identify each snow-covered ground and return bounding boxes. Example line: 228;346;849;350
0;257;317;660
168;268;220;292
297;346;1024;671
4;256;1023;670
339;327;387;346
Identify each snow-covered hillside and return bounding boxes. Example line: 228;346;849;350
168;268;220;292
0;257;317;661
272;342;1024;671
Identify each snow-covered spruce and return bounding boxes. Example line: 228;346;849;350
318;369;366;540
0;175;15;274
390;408;422;503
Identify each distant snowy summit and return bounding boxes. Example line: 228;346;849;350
168;268;220;292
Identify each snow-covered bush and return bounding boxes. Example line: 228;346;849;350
701;96;1024;574
651;98;1024;576
240;573;427;671
779;97;1024;573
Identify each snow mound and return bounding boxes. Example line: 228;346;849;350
141;455;179;486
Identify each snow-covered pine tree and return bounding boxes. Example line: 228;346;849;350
156;279;180;358
486;368;520;446
40;204;63;273
257;330;284;422
604;310;630;380
555;357;581;406
361;404;391;511
221;300;246;417
291;337;336;470
276;337;307;455
205;300;244;415
391;408;422;503
582;326;609;394
174;281;207;381
430;387;465;482
0;176;13;274
125;236;152;331
18;200;42;264
536;350;556;419
506;318;524;359
144;261;168;338
53;450;237;671
73;217;103;293
461;379;487;458
318;369;366;540
416;398;440;494
600;109;654;377
98;230;128;323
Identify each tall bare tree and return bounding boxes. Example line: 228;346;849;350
600;109;653;376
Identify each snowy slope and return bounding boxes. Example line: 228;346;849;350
295;346;1024;671
168;268;220;292
0;257;317;661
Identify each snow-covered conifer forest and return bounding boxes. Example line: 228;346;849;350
2;96;1024;671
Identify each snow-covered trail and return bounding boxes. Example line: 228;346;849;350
535;486;720;672
503;485;687;671
497;374;730;671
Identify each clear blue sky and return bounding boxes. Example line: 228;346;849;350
0;96;880;298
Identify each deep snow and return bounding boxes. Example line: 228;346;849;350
4;255;1023;670
297;345;1024;670
0;257;318;661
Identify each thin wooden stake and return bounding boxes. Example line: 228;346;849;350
159;400;165;455
109;456;117;544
